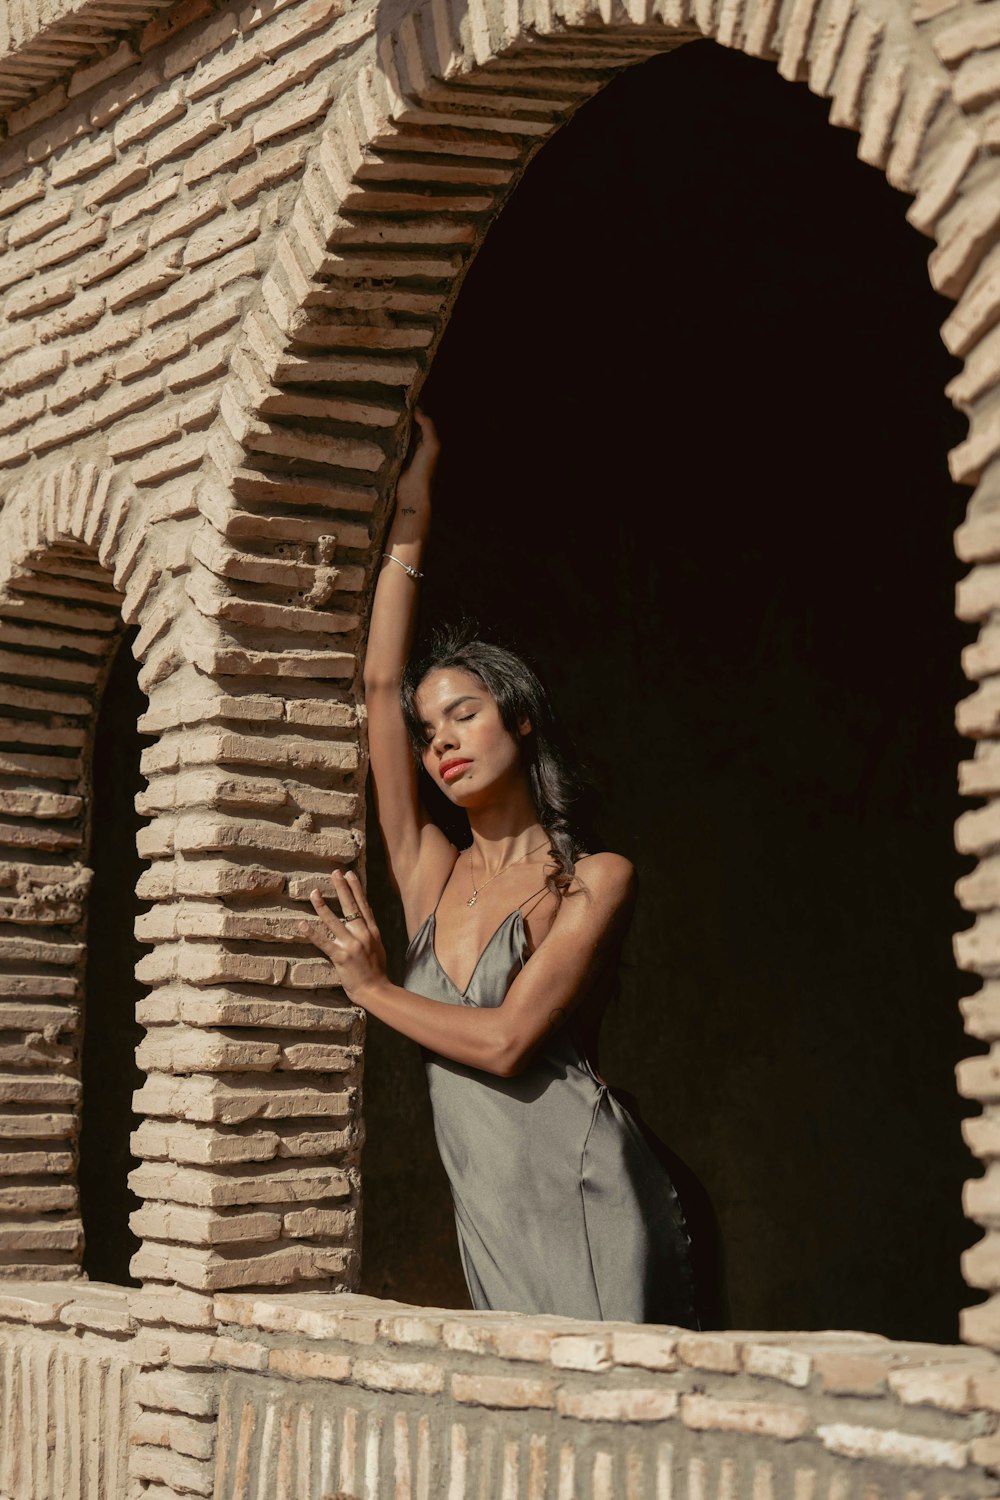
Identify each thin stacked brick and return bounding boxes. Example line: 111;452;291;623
0;461;124;1283
0;1284;135;1498
5;1282;1000;1497
0;0;394;1317
207;1292;1000;1498
938;1;1000;1352
0;0;991;1492
214;0;1000;1364
0;0;174;118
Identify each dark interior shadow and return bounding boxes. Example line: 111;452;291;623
80;629;150;1286
361;40;985;1339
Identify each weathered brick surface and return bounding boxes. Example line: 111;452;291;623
0;0;991;1490
0;1284;136;1496
194;1293;1000;1498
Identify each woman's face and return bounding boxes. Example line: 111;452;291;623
414;667;529;807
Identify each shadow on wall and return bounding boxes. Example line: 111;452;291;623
80;630;150;1287
360;40;985;1342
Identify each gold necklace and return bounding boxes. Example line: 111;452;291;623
467;839;550;908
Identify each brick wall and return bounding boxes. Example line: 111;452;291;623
209;1296;1000;1494
0;0;386;1307
4;1283;1000;1498
207;1293;1000;1499
0;0;996;1490
0;1283;137;1498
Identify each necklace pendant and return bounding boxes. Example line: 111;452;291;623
467;893;478;907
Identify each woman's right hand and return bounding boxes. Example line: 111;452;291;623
395;409;440;522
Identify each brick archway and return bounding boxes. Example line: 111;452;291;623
0;461;125;1279
203;0;1000;1345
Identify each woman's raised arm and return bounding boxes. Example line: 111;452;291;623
364;411;454;929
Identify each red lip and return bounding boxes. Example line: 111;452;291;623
440;758;472;782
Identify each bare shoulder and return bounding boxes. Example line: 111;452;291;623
532;852;635;958
569;852;636;914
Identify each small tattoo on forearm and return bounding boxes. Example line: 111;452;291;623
401;506;416;515
548;1007;565;1030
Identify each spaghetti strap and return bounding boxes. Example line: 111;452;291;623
518;881;554;920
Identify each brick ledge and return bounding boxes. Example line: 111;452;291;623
0;0;176;119
212;1290;1000;1406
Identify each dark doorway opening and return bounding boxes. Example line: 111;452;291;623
79;629;149;1286
362;39;983;1340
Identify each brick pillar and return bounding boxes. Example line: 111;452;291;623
120;474;369;1495
955;456;1000;1347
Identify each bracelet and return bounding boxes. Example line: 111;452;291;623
383;553;424;580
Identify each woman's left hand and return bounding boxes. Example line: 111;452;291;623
298;869;388;1005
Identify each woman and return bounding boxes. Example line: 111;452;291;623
300;411;697;1325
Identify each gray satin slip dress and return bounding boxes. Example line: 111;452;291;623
403;892;698;1325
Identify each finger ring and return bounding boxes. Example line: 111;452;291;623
341;910;361;922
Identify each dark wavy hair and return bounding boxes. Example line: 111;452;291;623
400;622;592;898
